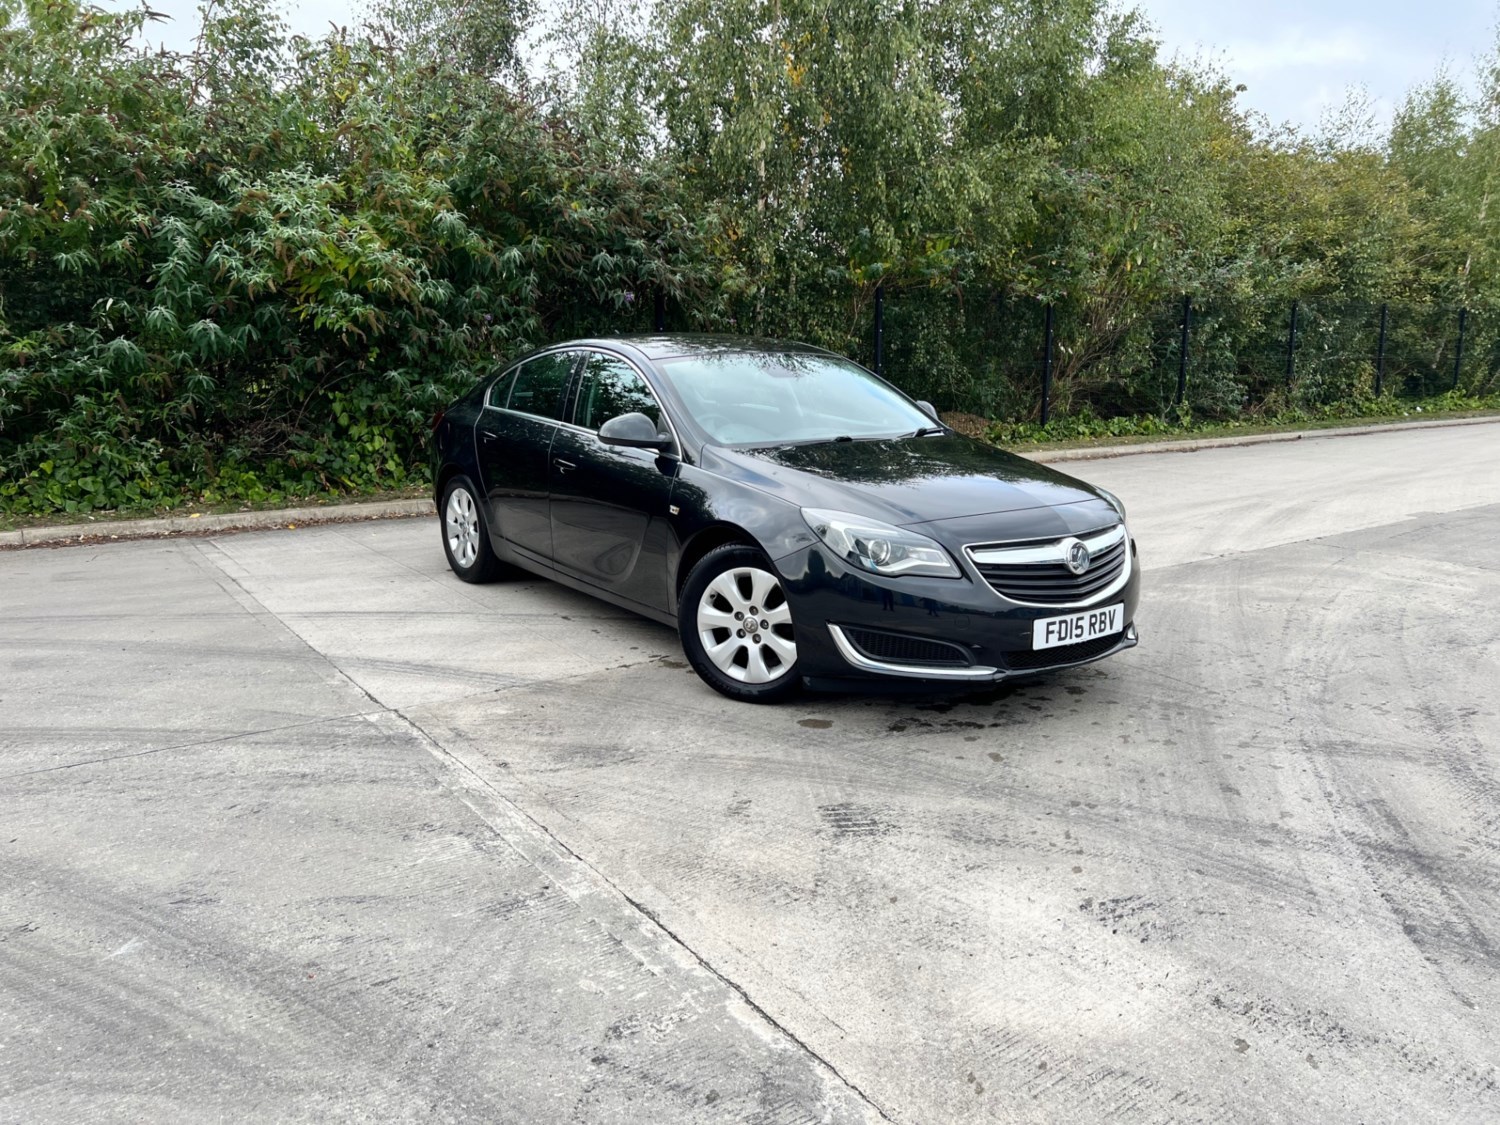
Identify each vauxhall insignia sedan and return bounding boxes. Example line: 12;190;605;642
430;336;1139;702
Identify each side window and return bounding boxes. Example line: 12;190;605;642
486;367;517;409
507;352;576;420
575;353;662;430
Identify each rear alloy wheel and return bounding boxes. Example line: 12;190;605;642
440;475;504;583
680;545;800;702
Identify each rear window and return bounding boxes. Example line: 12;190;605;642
507;352;576;420
486;368;517;409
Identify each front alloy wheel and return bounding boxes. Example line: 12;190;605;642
681;545;800;702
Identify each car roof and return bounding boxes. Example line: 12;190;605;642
568;334;837;363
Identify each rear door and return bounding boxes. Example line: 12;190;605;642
477;350;580;563
548;350;678;612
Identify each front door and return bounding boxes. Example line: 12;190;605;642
477;350;579;563
549;351;678;612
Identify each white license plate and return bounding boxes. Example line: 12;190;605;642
1032;604;1123;650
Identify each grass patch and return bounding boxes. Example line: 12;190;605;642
947;390;1500;452
9;391;1498;534
0;484;430;534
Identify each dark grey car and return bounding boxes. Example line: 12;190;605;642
431;335;1139;701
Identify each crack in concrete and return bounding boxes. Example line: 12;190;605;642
187;536;894;1124
612;884;896;1122
398;708;898;1125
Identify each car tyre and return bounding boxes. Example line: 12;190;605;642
440;475;505;583
679;544;801;703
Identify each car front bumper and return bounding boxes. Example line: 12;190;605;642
774;537;1142;685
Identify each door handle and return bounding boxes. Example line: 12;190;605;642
552;458;577;473
479;430;499;443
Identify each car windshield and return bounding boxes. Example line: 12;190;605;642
653;352;932;446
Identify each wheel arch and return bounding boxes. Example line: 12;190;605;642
435;462;467;505
672;522;759;606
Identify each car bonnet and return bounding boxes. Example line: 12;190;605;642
701;435;1108;527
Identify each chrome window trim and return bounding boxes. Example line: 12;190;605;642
481;347;686;455
827;624;1000;680
962;522;1132;609
567;347;685;455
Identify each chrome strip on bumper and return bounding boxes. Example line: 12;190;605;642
826;623;1139;682
827;624;1000;680
966;522;1125;565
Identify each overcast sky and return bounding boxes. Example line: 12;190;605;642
120;0;1499;136
1141;0;1496;135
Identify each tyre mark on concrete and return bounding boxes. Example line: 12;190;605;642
1271;534;1500;1037
0;852;505;1114
0;711;380;781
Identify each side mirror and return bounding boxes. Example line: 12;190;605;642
599;412;673;451
916;399;938;420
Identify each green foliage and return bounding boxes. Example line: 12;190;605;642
631;0;1500;421
2;0;1498;517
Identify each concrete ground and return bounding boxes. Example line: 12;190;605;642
2;423;1498;1123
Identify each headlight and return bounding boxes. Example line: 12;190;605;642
1095;487;1127;522
801;508;961;578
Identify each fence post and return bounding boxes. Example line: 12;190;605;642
654;288;666;332
1176;294;1191;407
873;284;885;377
1285;299;1299;386
1375;303;1388;397
1453;307;1467;390
1041;303;1055;425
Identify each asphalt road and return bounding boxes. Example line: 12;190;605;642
3;422;1498;1123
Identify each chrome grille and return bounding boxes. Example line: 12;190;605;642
965;524;1128;606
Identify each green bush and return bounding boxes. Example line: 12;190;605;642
2;0;1498;518
0;0;713;515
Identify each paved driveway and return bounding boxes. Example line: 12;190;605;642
3;423;1499;1122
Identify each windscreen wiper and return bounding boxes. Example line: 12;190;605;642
906;425;947;438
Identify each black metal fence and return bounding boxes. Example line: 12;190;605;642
859;288;1498;423
640;283;1498;423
